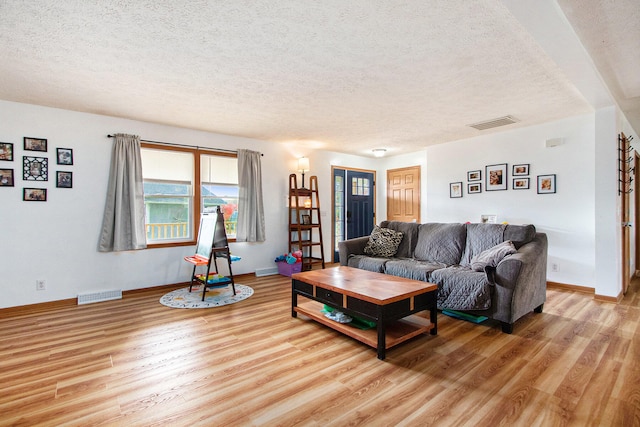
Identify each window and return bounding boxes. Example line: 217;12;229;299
201;154;238;239
352;176;370;196
141;144;238;246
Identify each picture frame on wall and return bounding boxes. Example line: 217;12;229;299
512;164;529;176
450;182;463;198
537;174;556;194
485;163;507;191
0;168;14;186
0;142;13;161
23;156;48;181
23;137;47;152
23;187;47;201
56;171;73;188
467;182;481;194
56;148;73;165
301;214;311;225
481;214;497;224
512;177;530;190
467;170;481;181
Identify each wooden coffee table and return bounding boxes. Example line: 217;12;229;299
291;266;437;360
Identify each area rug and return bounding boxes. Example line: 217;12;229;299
160;284;253;309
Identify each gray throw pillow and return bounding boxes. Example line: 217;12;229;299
364;226;404;257
470;240;517;272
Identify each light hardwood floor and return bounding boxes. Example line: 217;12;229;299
1;273;639;426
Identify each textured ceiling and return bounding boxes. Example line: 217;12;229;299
0;1;636;157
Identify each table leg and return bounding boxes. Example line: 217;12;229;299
291;281;298;318
377;306;386;360
430;304;437;335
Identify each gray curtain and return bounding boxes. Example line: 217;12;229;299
98;133;147;252
236;149;265;242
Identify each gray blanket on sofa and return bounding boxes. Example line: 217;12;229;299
431;223;506;310
431;266;492;310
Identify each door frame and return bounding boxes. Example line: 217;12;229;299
331;166;376;264
635;152;640;278
621;132;632;294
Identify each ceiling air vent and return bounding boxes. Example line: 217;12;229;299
468;115;519;131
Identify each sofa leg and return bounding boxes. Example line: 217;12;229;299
501;322;513;334
534;303;544;313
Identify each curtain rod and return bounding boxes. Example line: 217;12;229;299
107;135;263;156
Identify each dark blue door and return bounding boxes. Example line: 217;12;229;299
333;169;375;262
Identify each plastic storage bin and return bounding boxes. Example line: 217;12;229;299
277;261;302;277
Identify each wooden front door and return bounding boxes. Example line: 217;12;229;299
387;166;420;223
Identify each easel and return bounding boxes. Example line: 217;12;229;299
184;207;236;301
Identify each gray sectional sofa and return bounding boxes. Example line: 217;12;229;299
338;221;547;333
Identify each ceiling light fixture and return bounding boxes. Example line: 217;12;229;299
372;148;387;157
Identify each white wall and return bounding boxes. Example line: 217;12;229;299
0;100;294;308
1;100;629;307
377;115;600;291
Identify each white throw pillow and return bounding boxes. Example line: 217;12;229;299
470;240;517;272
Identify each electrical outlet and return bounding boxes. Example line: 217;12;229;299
551;263;559;273
36;280;46;291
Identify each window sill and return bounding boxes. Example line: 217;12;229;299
146;238;236;249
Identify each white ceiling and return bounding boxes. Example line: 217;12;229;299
0;1;637;157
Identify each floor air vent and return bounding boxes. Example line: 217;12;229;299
77;290;122;305
255;267;279;277
468;115;518;131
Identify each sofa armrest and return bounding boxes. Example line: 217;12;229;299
493;233;548;323
338;236;370;266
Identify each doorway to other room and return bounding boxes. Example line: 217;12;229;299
332;167;376;263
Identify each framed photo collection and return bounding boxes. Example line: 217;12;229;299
2;135;75;202
456;161;556;197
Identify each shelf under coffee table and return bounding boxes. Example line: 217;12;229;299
291;266;438;360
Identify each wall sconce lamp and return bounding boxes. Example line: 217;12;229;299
298;157;310;188
372;148;387;157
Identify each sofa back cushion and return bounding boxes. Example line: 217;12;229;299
413;223;467;265
504;224;536;249
460;223;508;266
379;221;421;258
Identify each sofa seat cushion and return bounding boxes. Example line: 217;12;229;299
413;223;467;265
363;225;404;257
430;266;492;311
347;255;388;273
384;258;447;281
470;240;517;272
